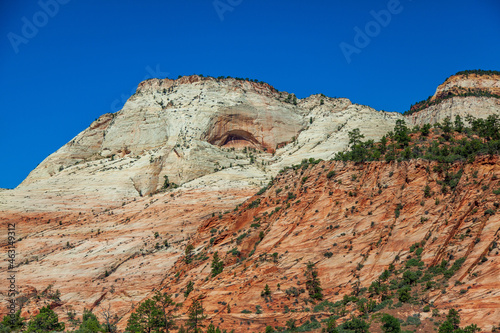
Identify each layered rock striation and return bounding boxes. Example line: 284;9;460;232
1;72;500;332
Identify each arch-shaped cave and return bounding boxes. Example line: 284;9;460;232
208;129;262;149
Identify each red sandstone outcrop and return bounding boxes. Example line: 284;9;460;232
2;157;500;331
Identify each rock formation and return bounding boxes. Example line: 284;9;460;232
5;76;401;211
406;72;500;127
1;72;500;332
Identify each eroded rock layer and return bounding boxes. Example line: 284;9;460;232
1;73;500;332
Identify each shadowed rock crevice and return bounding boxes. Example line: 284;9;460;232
208;129;261;149
204;111;270;151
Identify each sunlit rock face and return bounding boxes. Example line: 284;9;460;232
8;75;400;210
1;73;500;332
406;73;500;127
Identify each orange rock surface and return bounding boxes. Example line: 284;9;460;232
2;156;499;332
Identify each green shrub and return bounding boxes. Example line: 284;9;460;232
327;171;336;179
398;286;411;302
402;270;422;285
257;187;267;195
405;258;424;268
26;306;65;333
313;300;338;313
485;209;496;215
248;199;261;209
424;185;432;198
381;313;401;333
404;314;421;327
265;326;275;333
0;310;25;331
443;258;465;279
340;317;370;333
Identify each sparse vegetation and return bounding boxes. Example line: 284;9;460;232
335;115;500;163
438;308;480;333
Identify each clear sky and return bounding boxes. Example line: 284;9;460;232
1;0;499;189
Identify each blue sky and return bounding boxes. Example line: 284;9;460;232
1;0;499;188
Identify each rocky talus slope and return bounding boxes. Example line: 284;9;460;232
1;72;500;332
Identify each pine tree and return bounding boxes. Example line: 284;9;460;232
437;308;480;333
211;252;224;277
184;281;194;299
381;314;400;333
0;310;25;332
286;319;297;331
325;317;339;333
454;115;464;133
25;306;65;333
186;299;206;333
348;128;365;148
305;261;323;300
394;120;410;147
185;244;194;264
126;299;162;333
261;284;271;297
152;291;177;333
75;309;104;333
